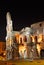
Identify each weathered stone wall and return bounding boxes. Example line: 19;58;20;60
31;21;44;35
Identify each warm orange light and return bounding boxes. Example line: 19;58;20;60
15;33;20;43
3;52;6;56
19;45;27;55
38;34;42;43
19;45;26;53
37;44;41;56
31;35;35;42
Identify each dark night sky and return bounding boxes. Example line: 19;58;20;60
0;1;44;41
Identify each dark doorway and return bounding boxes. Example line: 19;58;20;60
40;49;44;59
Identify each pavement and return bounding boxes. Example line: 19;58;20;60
0;59;44;65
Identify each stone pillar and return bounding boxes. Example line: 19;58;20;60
6;12;13;60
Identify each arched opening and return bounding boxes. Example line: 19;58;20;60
24;36;27;42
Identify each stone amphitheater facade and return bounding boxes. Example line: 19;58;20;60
31;21;44;35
